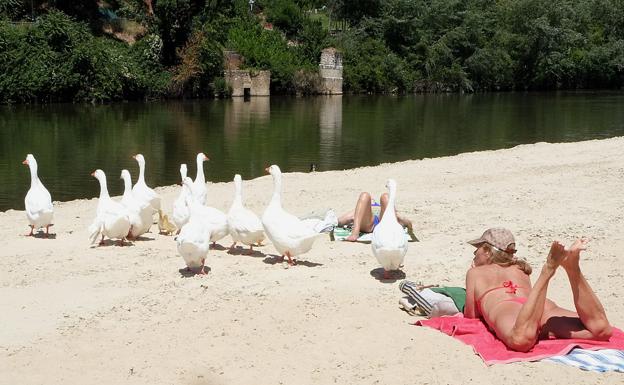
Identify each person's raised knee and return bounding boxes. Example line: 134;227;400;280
358;192;372;202
380;193;389;205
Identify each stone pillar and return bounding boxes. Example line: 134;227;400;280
319;48;343;95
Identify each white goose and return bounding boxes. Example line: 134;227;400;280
227;174;265;253
172;163;190;232
261;165;321;265
22;154;54;237
192;152;209;205
182;177;229;246
371;179;408;279
120;169;153;239
89;169;131;246
176;200;212;275
131;154;161;213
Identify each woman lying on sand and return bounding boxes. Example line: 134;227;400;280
337;191;414;242
464;228;612;352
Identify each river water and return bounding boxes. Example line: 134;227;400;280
2;92;624;211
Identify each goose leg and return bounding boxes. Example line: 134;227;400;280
382;270;391;279
229;242;237;250
45;225;51;238
198;258;207;275
285;251;296;266
99;234;105;246
245;245;254;255
26;225;34;236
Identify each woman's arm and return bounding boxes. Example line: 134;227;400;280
464;268;478;318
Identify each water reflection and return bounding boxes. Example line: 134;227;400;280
318;96;342;171
2;92;624;210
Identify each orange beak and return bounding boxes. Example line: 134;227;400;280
203;154;210;161
22;159;29;165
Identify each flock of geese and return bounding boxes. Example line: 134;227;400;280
22;153;409;277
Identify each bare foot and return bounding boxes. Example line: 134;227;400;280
561;238;588;272
546;241;567;269
345;233;359;242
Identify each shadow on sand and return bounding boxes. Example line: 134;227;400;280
178;266;212;277
262;254;323;267
369;267;406;283
226;246;266;258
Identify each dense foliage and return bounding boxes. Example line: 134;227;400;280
0;0;623;102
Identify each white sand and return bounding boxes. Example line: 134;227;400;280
1;138;623;384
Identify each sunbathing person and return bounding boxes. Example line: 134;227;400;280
464;228;612;352
337;191;414;242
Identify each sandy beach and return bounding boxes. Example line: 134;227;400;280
2;137;624;385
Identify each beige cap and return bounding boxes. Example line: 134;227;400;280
468;228;517;254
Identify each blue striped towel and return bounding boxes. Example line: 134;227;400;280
544;348;624;372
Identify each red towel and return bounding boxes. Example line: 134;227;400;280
416;314;624;365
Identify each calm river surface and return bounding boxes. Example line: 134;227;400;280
2;92;624;211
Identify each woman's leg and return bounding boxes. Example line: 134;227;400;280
497;242;566;351
345;192;375;242
539;301;601;340
559;238;612;339
379;193;389;219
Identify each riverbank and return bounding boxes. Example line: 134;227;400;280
2;137;623;384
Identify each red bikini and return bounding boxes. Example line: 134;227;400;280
476;280;528;315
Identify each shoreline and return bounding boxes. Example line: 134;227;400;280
2;137;624;384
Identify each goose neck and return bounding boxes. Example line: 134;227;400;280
196;159;205;183
233;182;243;207
28;163;40;186
380;191;398;225
269;176;282;207
138;162;146;184
98;177;110;200
122;176;132;198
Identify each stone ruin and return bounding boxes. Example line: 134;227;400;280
318;48;343;95
223;50;271;97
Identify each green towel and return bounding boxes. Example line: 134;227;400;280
330;226;418;242
430;287;466;312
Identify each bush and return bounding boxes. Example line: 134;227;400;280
227;16;311;92
0;10;171;103
293;68;322;94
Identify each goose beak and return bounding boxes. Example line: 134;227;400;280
264;167;270;173
132;155;137;160
22;159;29;165
203;154;210;161
90;171;96;177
